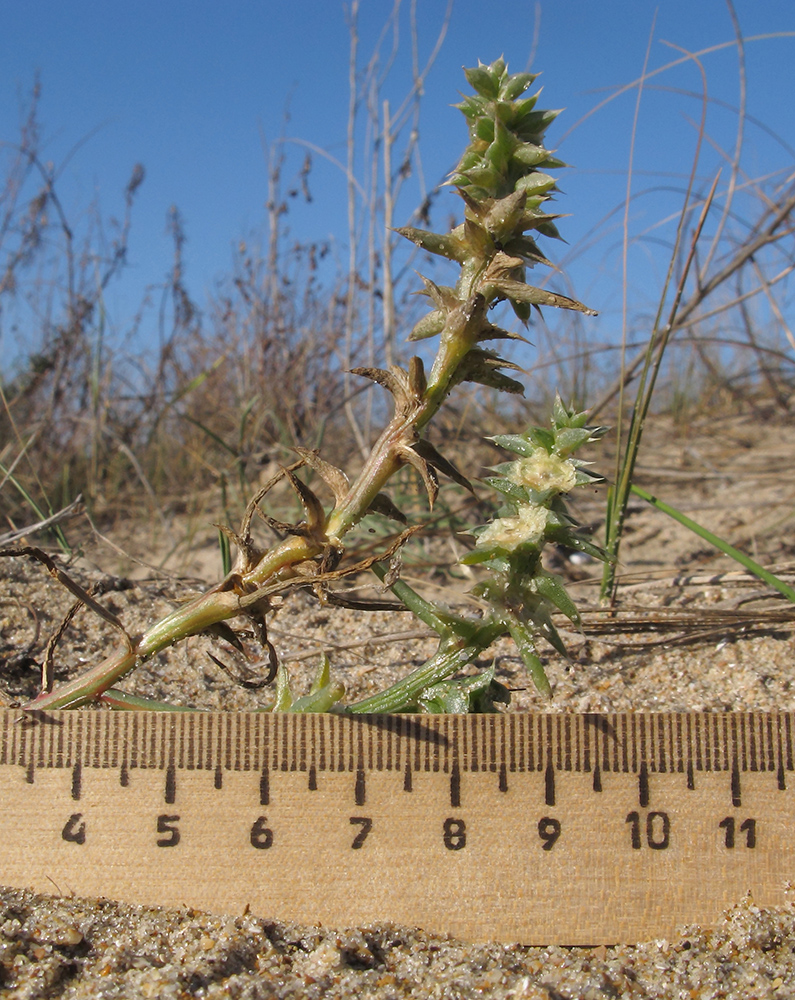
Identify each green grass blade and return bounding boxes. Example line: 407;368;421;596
630;483;795;604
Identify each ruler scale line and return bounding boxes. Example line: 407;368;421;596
4;708;795;944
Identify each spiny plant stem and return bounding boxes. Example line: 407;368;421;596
24;59;596;713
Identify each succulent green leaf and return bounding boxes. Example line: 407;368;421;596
502;615;551;697
481;475;529;503
271;662;293;711
395;226;465;261
489;433;536;457
545;526;610;563
525;426;556;451
490;278;597;316
510;143;549;168
502;72;537;101
533;572;581;625
464;64;499;99
417;667;509;714
553;427;595;457
514;172;557;197
409;310;447;341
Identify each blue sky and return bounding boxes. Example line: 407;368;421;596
1;0;793;366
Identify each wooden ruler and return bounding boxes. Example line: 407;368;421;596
1;709;793;944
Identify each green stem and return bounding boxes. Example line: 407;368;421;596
347;620;503;714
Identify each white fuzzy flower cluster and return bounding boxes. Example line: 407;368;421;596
508;451;577;494
477;504;548;552
476;451;579;553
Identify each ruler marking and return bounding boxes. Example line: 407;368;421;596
110;712;120;769
169;716;178;774
766;715;775;773
777;716;787;790
734;714;743;773
525;714;533;773
586;714;594;771
704;713;713;772
148;712;158;770
638;762;649;808
450;760;461;807
619;715;627;774
357;721;365;792
297;714;306;774
593;763;602;792
694;714;702;773
499;762;508;792
183;714;191;770
71;761;81;801
259;765;269;805
214;764;222;790
53;713;63;769
289;712;297;772
37;713;45;767
544;762;555;807
308;763;317;790
196;713;205;771
73;712;81;769
354;766;366;806
545;715;553;777
750;712;758;772
165;763;176;805
731;759;741;808
318;713;326;772
687;760;695;790
403;762;412;792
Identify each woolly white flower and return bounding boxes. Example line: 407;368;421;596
477;504;548;552
508;452;577;494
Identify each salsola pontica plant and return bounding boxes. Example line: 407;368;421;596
17;58;600;712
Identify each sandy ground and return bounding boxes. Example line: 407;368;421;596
1;413;795;997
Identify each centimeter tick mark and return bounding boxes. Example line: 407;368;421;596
403;764;412;793
638;762;649;808
165;764;176;805
731;760;742;808
214;765;223;790
545;763;555;807
355;767;366;806
308;764;317;791
450;762;461;808
593;764;602;793
120;762;129;787
498;762;508;793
